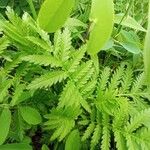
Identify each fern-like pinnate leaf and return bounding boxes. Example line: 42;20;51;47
53;28;72;62
26;36;52;52
114;131;127;150
22;55;62;67
58;81;81;108
126;108;150;133
81;80;97;96
130;73;144;93
0;36;9;55
4;55;22;74
90;124;101;149
44;107;80;141
98;67;111;92
94;65;150;149
58;81;91;113
53;30;62;57
82;122;95;141
126;135;138;150
0;79;12;102
59;28;72;62
72;61;93;83
10;84;25;106
121;65;133;93
28;71;67;90
76;67;95;89
101;114;110;150
135;128;150;149
67;45;86;73
108;64;124;91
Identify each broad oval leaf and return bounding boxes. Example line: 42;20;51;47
0;108;11;145
20;106;42;125
65;129;81;150
87;0;114;55
144;1;150;85
0;143;32;150
120;42;141;54
42;144;49;150
37;0;75;33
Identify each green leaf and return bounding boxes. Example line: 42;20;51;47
90;124;101;149
144;1;150;85
64;18;87;28
0;143;32;150
115;14;146;32
0;80;12;102
28;71;67;90
126;108;150;133
120;42;141;54
58;81;91;113
37;0;75;33
102;39;114;50
67;45;86;73
44;107;80;141
87;0;114;55
14;110;24;141
20;106;42;125
26;36;52;51
101;114;110;150
0;36;9;55
0;0;9;8
0;108;11;145
114;131;127;150
22;54;62;67
82;123;95;141
42;144;49;150
10;84;25;106
65;129;81;150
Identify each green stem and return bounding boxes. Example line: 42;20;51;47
27;0;37;19
144;0;150;86
115;0;134;37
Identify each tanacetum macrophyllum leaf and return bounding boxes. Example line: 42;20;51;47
37;0;75;33
87;0;114;55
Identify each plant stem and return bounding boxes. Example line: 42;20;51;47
115;0;134;37
27;0;37;19
144;0;150;86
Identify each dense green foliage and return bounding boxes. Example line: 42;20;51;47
0;0;150;150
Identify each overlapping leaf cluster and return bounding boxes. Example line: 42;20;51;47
0;0;150;150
